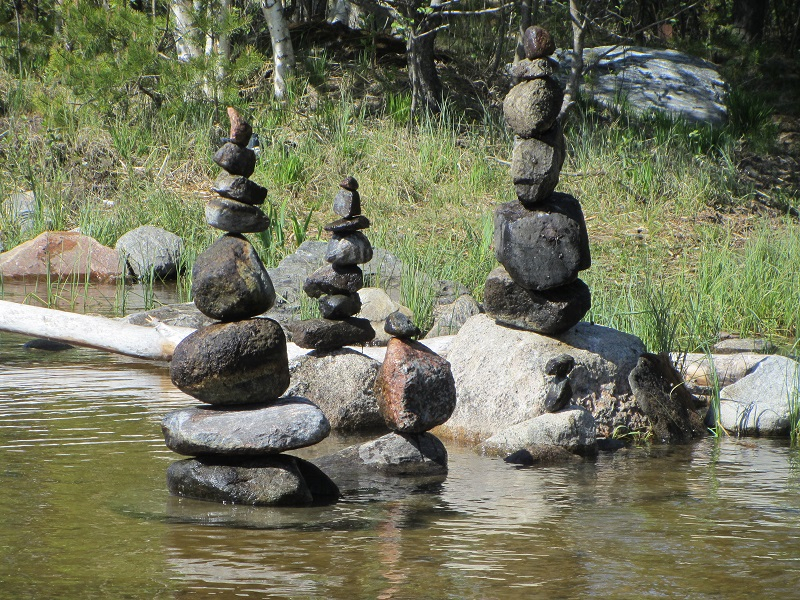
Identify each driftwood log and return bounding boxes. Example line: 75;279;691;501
0;299;193;361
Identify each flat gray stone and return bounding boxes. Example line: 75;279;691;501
166;455;338;506
715;355;800;436
170;318;290;405
315;432;447;478
494;194;591;291
205;197;270;233
161;396;331;456
503;77;563;138
285;317;375;351
483;266;591;334
192;234;275;321
212;173;268;205
479;405;597;456
115;225;183;280
325;231;373;266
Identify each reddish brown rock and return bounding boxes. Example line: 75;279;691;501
522;25;556;59
227;106;252;146
374;337;456;433
0;231;124;282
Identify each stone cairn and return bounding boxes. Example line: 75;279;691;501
285;177;376;351
484;25;592;341
161;108;338;506
367;310;457;475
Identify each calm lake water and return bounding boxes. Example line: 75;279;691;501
2;329;800;599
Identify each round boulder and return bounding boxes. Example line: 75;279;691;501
503;77;563;138
170;318;290;405
192;234;275;321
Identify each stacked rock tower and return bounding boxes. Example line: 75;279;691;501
369;311;457;474
286;177;375;351
484;26;592;335
162;108;338;506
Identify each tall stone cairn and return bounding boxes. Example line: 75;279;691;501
484;26;592;335
285;176;376;351
162;108;339;506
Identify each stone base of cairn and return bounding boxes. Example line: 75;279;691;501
162;108;338;506
285;176;375;350
484;25;592;337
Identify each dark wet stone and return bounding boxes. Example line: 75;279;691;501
504;445;580;466
494;194;591;291
213;142;256;177
503;77;563;138
522;25;556;59
315;431;448;478
384;310;420;338
544;378;573;413
166;455;324;506
192;234;275;321
170;318;289;405
323;215;370;233
375;338;456;433
303;264;363;298
22;338;74;351
212;173;267;205
227;106;252;146
205;197;270;233
161;396;330;456
325;231;373;266
318;293;362;319
545;353;576;377
332;189;361;218
509;57;559;80
285;317;375;351
629;353;705;443
339;175;359;191
511;125;566;205
483;266;591;334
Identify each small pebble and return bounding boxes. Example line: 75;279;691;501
523;25;556;59
340;176;359;191
384;310;421;339
545;353;575;378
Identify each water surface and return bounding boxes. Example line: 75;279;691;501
1;331;800;599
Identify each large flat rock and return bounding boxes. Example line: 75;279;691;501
161;396;330;455
438;314;646;441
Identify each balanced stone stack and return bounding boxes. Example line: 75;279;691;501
368;311;457;475
162;108;338;506
286;177;375;350
485;26;591;335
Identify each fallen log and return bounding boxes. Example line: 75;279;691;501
0;299;194;361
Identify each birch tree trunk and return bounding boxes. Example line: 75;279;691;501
261;0;296;100
171;0;202;62
560;0;586;118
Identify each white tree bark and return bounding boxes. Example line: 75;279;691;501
261;0;295;100
171;0;202;62
0;300;193;361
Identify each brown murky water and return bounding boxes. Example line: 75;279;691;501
2;330;800;599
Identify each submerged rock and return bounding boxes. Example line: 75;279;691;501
166;455;338;506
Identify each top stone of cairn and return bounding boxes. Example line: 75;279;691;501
227;106;252;146
522;26;555;59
